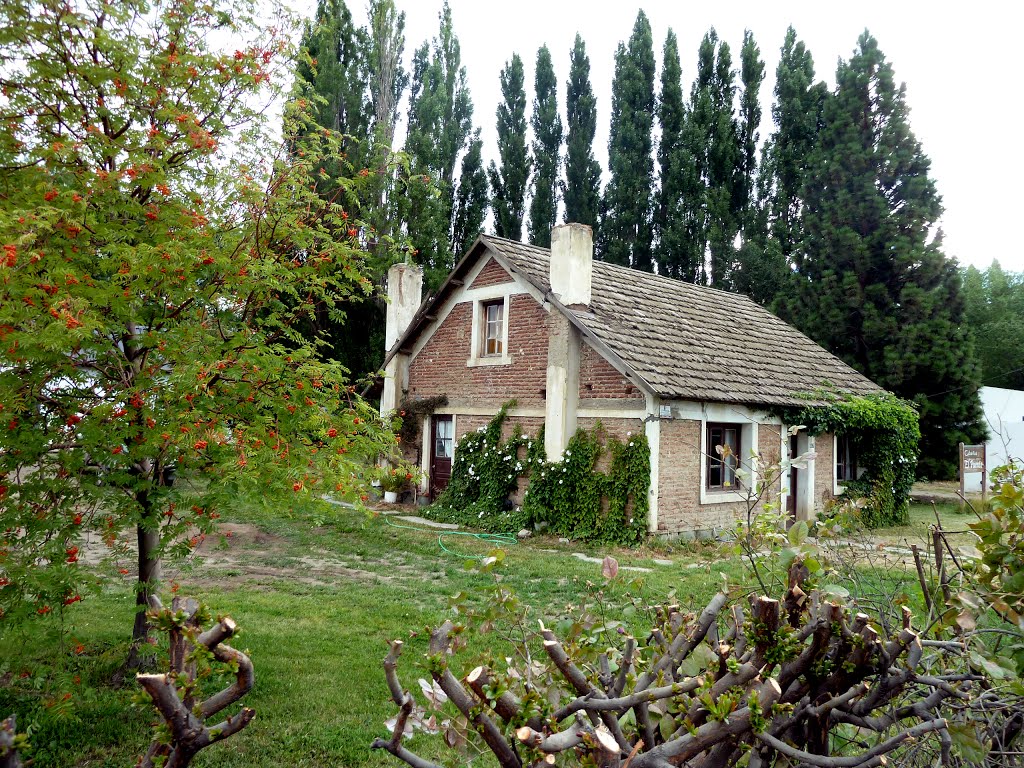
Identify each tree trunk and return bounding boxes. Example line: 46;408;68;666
126;492;161;670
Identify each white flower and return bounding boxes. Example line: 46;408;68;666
559;479;563;484
626;431;632;437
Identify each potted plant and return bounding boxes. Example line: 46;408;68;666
379;462;420;504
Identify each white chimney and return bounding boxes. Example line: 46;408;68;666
549;223;592;307
385;262;423;351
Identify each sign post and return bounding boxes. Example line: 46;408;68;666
959;442;987;508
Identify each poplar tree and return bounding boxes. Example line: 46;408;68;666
736;30;764;234
562;34;601;231
488;54;530;241
789;32;984;479
451;130;489;255
600;10;655;270
682;29;741;286
654;29;700;281
401;1;475;285
527;45;563;247
763;27;827;270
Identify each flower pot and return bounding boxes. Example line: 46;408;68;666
383;490;398;504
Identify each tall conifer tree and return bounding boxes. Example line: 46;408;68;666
451;129;489;254
600;10;655;270
562;34;601;231
653;29;688;279
788;32;984;478
528;46;563;247
401;1;475;285
488;54;530;240
682;29;742;286
764;27;827;270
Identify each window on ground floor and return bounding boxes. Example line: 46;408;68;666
836;434;857;483
706;422;742;490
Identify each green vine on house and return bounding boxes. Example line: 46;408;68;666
773;391;920;527
428;403;651;544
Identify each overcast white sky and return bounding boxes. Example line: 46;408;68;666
315;0;1022;272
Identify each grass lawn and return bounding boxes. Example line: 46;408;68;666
868;501;980;548
0;497;742;767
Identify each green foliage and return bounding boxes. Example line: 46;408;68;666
430;402;536;532
966;461;1024;671
521;424;650;545
562;34;601;232
777;392;921;527
450;130;488;255
962;262;1024;391
488;54;530;241
399;1;475;288
527;46;563;248
599;10;656;271
780;31;984;480
429;407;649;544
683;29;742;288
0;0;399;628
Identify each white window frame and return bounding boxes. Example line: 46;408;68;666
467;291;512;367
698;404;760;505
833;433;863;495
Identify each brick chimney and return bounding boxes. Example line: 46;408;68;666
381;262;423;417
549;223;592;307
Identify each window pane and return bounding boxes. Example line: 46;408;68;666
483;301;504;356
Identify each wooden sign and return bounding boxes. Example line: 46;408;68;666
959;442;987;504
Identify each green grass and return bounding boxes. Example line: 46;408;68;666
869;501;980;547
0;498;740;767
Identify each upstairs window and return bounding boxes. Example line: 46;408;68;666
483;300;504;356
707;423;742;490
836;435;857;482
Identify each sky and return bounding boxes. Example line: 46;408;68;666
322;0;1023;272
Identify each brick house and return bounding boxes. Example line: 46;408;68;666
381;224;881;536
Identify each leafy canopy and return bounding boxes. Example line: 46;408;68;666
0;0;398;623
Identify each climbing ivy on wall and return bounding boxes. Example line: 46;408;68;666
775;392;920;528
428;403;651;544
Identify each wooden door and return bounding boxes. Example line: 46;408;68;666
787;434;798;522
429;415;454;500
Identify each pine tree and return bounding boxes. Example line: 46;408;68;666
788;32;984;479
451;129;489;254
292;0;384;378
401;1;475;285
562;34;601;231
294;0;371;158
600;10;655;270
527;45;563;247
488;54;530;241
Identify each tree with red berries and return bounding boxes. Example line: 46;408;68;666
0;0;399;653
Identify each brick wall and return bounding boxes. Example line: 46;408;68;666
470;257;513;288
407;294;549;406
657;418;785;535
579;342;645;402
815;431;835;510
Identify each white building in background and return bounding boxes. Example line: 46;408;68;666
964;387;1024;491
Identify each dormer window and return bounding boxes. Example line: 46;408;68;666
483;300;504;357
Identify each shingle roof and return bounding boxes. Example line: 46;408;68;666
481;235;881;407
